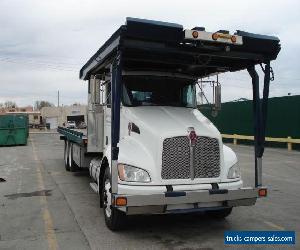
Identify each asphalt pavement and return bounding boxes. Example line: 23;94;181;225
0;133;299;250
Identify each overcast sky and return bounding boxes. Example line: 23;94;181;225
1;0;299;107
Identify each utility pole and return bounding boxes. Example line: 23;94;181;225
57;90;60;107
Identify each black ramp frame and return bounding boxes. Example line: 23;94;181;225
111;51;122;193
247;61;271;187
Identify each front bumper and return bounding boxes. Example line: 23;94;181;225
114;187;260;215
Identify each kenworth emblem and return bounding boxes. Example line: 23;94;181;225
187;127;197;146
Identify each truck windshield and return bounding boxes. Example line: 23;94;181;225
122;76;196;108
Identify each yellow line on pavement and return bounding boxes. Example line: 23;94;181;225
263;220;285;231
30;137;58;250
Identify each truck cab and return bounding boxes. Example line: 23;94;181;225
91;72;239;183
117;75;238;186
59;17;280;230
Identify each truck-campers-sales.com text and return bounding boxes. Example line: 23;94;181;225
225;235;294;244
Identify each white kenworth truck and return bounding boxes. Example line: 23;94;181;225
58;18;280;230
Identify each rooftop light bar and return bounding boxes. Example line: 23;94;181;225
184;29;243;45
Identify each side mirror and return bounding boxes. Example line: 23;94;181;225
211;84;221;117
213;84;221;111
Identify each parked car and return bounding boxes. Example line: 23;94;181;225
66;121;76;129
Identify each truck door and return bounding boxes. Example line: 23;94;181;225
103;80;111;149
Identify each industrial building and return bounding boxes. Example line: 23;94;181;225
0;106;41;128
41;104;87;129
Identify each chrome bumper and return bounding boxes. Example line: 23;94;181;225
114;187;260;215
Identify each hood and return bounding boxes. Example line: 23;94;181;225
119;106;224;185
123;106;220;138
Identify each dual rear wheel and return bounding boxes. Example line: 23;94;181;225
63;141;124;230
64;140;79;172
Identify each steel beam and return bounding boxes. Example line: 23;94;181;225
110;52;122;194
247;62;271;187
247;66;261;187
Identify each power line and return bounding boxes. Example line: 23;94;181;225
0;54;83;66
0;57;79;72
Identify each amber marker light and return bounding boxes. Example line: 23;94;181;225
192;30;199;38
212;33;219;40
116;197;127;206
231;35;237;43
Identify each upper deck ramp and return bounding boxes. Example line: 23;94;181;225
80;17;280;80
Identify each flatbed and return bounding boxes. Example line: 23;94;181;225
57;126;87;145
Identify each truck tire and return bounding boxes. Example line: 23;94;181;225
207;207;232;219
101;167;126;231
68;142;79;172
64;141;70;171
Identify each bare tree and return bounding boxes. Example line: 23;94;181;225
34;100;54;110
4;101;17;109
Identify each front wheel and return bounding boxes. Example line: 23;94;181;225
206;207;232;219
101;167;126;231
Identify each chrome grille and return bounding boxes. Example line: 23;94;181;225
194;137;220;178
161;136;220;179
161;137;190;179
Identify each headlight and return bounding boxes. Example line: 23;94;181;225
227;162;241;179
118;164;151;183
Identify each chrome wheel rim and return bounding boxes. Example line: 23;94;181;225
104;179;112;218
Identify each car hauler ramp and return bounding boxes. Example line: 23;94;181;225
80;18;280;80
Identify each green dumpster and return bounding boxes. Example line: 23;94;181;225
0;114;29;146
